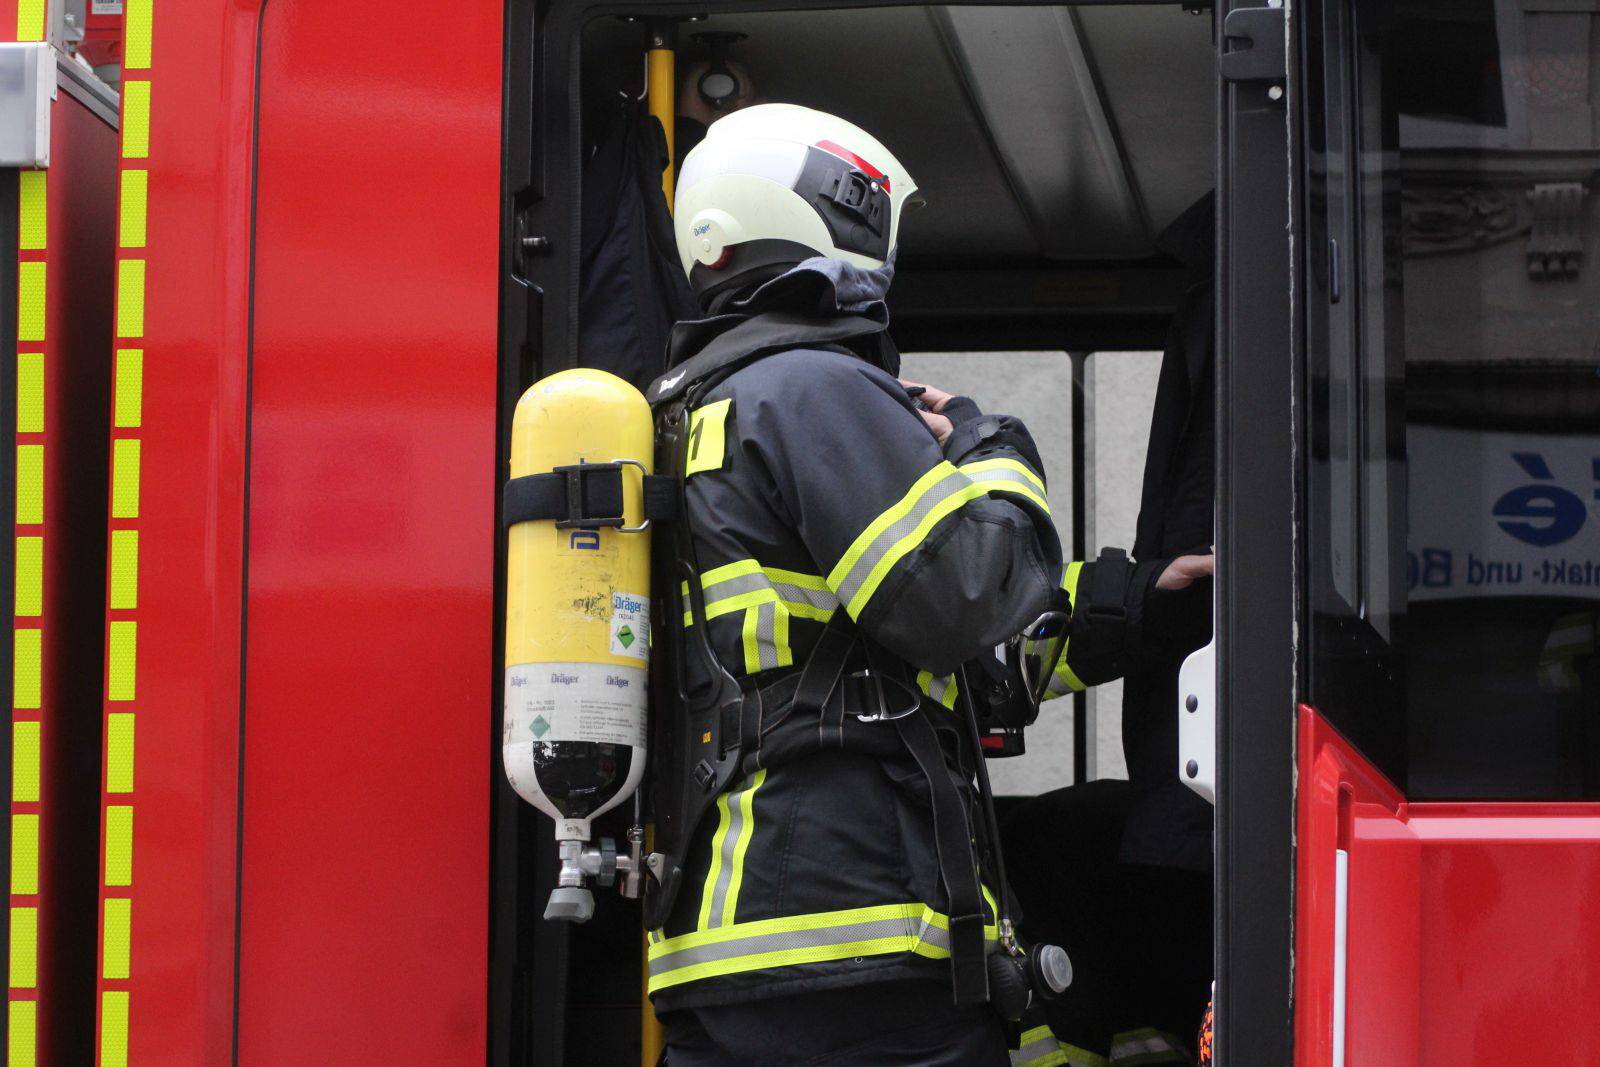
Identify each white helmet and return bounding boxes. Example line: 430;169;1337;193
674;103;918;296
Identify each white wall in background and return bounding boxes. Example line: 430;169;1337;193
898;350;1161;796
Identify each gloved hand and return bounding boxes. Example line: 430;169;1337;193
897;378;981;445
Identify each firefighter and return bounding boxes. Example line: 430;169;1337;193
1003;193;1219;1065
645;104;1065;1065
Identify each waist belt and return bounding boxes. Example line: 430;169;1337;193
648;615;991;1005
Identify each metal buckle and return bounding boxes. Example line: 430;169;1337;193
550;459;651;533
852;670;920;723
612;458;651;533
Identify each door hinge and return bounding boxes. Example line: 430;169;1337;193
1219;5;1287;85
1178;638;1217;806
512;210;551;284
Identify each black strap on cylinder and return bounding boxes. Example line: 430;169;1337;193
501;463;679;529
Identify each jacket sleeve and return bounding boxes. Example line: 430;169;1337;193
1038;551;1212;700
738;350;1063;676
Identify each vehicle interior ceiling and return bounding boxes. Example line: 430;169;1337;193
583;3;1219;353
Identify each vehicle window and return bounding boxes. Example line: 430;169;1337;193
1312;0;1600;798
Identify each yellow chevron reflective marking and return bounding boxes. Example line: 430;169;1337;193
9;908;36;988
15;446;42;526
102;899;131;979
18;172;46;251
13;723;39;804
109;530;139;610
10;815;37;895
17;351;43;435
15;537;41;618
107;622;137;702
17;263;45;344
111;439;141;519
9;999;36;1066
116;260;146;338
121;82;151;159
118;171;148;249
104;806;133;886
123;0;153;69
105;715;135;794
114;350;143;428
100;990;129;1067
12;631;40;711
15;0;44;41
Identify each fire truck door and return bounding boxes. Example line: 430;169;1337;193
1213;2;1297;1063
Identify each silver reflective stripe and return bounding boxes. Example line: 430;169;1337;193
650;911;950;979
925;673;953;705
703;787;747;928
1064;1045;1111;1067
1011;1027;1060;1067
769;578;839;613
704;569;770;602
753;601;781;672
832;467;972;611
700;772;763;929
687;565;840;627
1109;1029;1188;1064
966;465;1048;508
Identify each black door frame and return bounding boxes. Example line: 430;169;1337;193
1214;0;1300;1062
497;1;1308;1062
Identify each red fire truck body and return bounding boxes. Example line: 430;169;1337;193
4;1;1600;1064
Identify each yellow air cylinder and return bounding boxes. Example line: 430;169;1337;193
503;369;654;846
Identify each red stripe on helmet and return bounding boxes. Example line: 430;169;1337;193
814;139;891;192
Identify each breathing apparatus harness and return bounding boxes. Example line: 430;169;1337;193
635;309;1072;1019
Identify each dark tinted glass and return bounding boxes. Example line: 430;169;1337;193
1310;0;1600;797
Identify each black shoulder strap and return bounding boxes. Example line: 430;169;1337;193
647;311;889;408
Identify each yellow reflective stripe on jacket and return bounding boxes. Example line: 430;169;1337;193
1013;1025;1113;1067
681;560;839;673
696;770;767;930
1013;1025;1062;1067
1043;561;1087;697
830;462;993;619
916;670;960;711
1109;1027;1190;1064
681;561;839;626
647;901;1000;994
959;457;1050;515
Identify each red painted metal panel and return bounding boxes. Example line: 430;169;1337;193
1410;805;1600;1064
235;1;502;1060
92;4;262;1063
32;86;119;1067
1297;707;1600;1065
1342;787;1422;1064
1295;707;1419;1066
